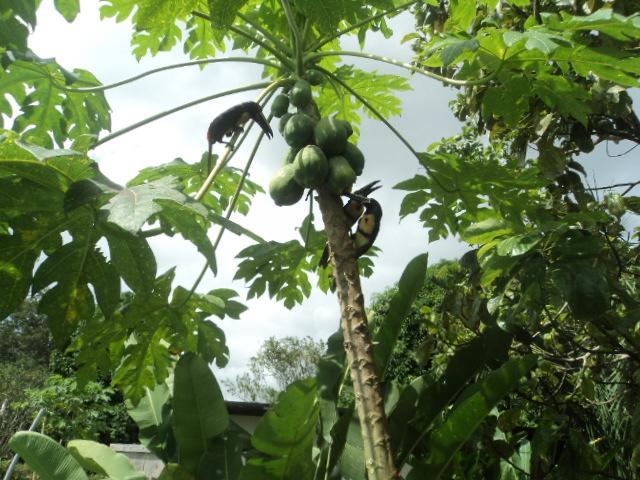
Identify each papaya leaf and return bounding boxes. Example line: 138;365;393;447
155;199;217;274
0;233;39;319
374;253;429;376
173;353;229;474
9;431;89;480
100;0;198;59
54;0;81;22
104;227;157;294
240;378;318;480
496;233;542;257
461;218;513;244
316;66;411;134
407;355;538;479
113;327;175;402
235;240;312;309
544;9;640;41
294;0;366;34
533;73;591;126
208;0;249;30
104;176;206;234
1;61;110;147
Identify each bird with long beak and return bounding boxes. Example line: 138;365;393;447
318;180;382;268
206;101;273;172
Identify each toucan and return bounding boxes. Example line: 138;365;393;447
349;195;382;259
318;180;382;268
206;101;273;172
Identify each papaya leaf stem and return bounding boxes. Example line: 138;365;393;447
280;0;304;76
237;12;293;56
93;81;272;148
308;50;502;87
31;57;284;94
190;10;296;71
316;66;456;193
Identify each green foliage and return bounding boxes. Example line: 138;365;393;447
5;0;640;478
373;253;428;376
126;382;175;463
173;353;229;473
240;378;319;480
67;440;145;479
408;355;537;478
9;432;89;480
0;60;110;148
17;375;131;445
316;66;411;138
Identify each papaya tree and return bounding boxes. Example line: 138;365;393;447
3;0;638;479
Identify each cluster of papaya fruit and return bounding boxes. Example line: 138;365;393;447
268;73;365;206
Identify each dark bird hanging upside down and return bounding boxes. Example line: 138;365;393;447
318;180;382;268
206;101;273;172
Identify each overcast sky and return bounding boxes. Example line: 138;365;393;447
28;1;638;397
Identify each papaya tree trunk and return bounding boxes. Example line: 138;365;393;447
315;187;397;479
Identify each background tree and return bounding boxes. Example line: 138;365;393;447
0;299;135;468
223;336;325;402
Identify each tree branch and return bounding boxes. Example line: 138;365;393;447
307;50;502;87
93;81;272;148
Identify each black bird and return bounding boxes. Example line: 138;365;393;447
206;101;273;172
349;196;382;259
318;180;381;268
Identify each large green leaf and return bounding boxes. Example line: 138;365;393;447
208;0;249;30
393;327;513;462
1;61;110;148
0;233;39;319
316;66;411;135
173;352;229;473
156;199;218;274
105;228;157;294
196;424;250;480
294;0;367;34
240;378;318;480
374;253;428;376
0;0;38;53
545;9;640;41
9;432;89;480
100;0;199;59
67;440;145;480
338;416;365;480
54;0;81;22
104;176;206;234
532;73;591;126
407;355;538;479
127;383;176;463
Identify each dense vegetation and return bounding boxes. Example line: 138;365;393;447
1;0;639;478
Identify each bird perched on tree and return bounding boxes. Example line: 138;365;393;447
349;195;382;259
318;180;382;268
206;101;273;172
